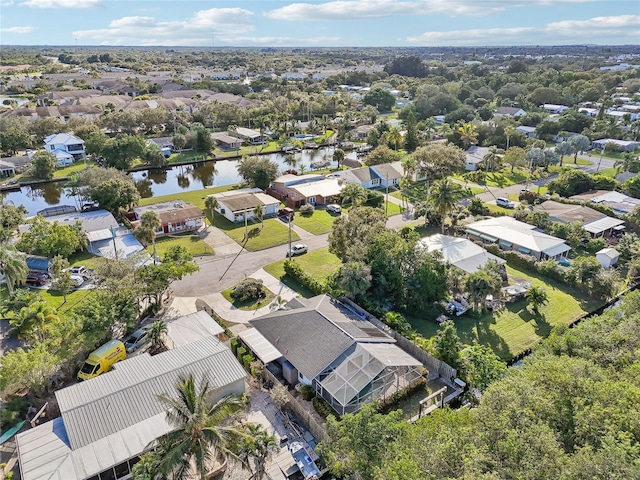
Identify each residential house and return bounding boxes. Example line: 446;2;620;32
15;336;246;480
578;107;599;118
209;188;280;223
465;146;489;171
341;166;381;189
369;162;403;188
245;294;424;415
536;200;624;237
44;133;86;162
591;138;640;152
494;107;526;117
165;310;225;349
147;136;174;157
230;127;265;145
516;125;537;138
571;190;640;215
132;201;204;236
466;216;571;261
0;159;16;177
419;234;506;275
542;104;570;114
211;132;242;150
270;173;343;207
596;247;620;269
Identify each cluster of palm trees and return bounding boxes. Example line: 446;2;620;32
135;374;278;480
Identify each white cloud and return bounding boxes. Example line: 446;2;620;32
265;0;596;21
1;1;15;6
0;25;35;33
407;14;640;45
230;35;342;46
73;8;255;45
20;0;99;7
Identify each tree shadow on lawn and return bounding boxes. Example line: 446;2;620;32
452;311;513;361
514;303;553;340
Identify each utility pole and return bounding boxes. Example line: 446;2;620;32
385;172;389;217
288;212;293;258
596;146;605;173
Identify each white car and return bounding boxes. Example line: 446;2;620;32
286;244;309;257
69;275;85;289
123;326;151;353
67;266;89;277
326;204;342;214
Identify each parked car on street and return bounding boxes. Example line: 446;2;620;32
123;326;151;353
286;244;308;257
496;197;515;208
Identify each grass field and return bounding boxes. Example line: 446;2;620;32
595;167;618;178
294;209;338;235
138;185;236;210
211;213;299;251
221;282;275;311
146;234;215;258
407;265;603;361
263;247;341;298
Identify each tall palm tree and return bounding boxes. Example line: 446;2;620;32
504;126;516;150
482;146;504;172
614;152;639;173
340;183;368;207
457;122;478;150
147;320;168;351
151;374;245;480
0;245;28;295
204;195;220;229
240;424;279;480
430;178;462;234
138;210;162;265
253;204;264;228
387;126;403;151
526;286;548;315
332;148;345;169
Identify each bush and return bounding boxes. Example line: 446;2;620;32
242;354;255;371
465;170;486;184
518;190;541;205
230;338;239;356
468;197;489;216
365;190;384;208
299;384;315;401
299;203;315;216
230;278;266;302
236;346;247;362
284;260;326;295
312;396;336;419
0;395;29;426
586;237;607;254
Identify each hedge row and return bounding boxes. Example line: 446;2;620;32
312;396;336;419
284;260;326;295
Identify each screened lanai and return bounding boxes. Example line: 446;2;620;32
316;343;423;415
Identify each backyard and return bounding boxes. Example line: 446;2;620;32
407;265;603;361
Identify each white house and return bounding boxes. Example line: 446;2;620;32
209;188;280;223
591;138;639;152
229;127;265;145
542;104;570;114
466;216;571;261
596;247;620;269
419;234;506;274
465;146;489;171
494;107;526;117
516;125;537;138
369;162;403;188
44;133;86;162
342;166;381;189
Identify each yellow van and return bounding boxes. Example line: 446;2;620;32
77;339;126;381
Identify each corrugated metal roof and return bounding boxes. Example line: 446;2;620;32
166;311;225;348
238;328;283;364
56;336;246;450
584;216;625;234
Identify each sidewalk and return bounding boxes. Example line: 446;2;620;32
198;223;242;257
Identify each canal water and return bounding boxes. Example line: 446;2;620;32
4;147;355;215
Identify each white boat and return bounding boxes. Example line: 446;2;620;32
288;441;320;480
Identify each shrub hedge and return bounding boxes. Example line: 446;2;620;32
284;260;326;295
312;396;336;419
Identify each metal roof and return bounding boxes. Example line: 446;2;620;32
584;216;625;234
55;336;246;450
238;327;283;364
165;310;224;348
419;234;506;274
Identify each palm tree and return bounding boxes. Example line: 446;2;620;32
147;320;167;352
336;262;372;299
240;424;279;480
0;245;28;295
387;126;403;151
151;374;245;480
482;146;504;172
457;122;478;150
614;152;639;173
283;153;298;170
555;141;573;167
138;210;162;265
430;178;462;234
504;126;516;150
253;204;264;228
11;301;58;342
526;286;548;315
340;183;368;207
204;195;219;229
332;148;345;169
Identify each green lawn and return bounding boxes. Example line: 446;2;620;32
39;288;93;314
407;265;603;361
53;161;95;178
67;251;101;270
384;201;402;216
483;169;528;187
211;213;299;251
595;167;618;178
221;283;275;311
147;234;215;258
294;209;338;235
263;247;341;298
138;185;236;210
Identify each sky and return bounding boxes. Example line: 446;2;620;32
0;0;639;47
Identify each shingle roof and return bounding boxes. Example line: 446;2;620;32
44;133;84;146
370;163;403;180
249;295;392;379
349;167;375;182
537;200;606;225
55;336;245;450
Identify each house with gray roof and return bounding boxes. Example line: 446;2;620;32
246;294;423;415
208;188;280;223
15;336;246;480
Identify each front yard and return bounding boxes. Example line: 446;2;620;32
407;265;603;361
146;234;215;258
212;213;300;251
294;209;339;235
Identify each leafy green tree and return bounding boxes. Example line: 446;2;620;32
139;246;199;304
340;183;368;207
318;402;407;480
363;88;395;112
0;342;59;397
102;134;147;170
29;117;65;143
17;215;86;258
149;374;245;480
546;169;595;197
461;344;506;392
0;245;27;295
412;143;466;180
195;127;214;153
614;152;640;174
50;255;74;303
143;143;168;167
89;177;141;214
403;109;419;152
236;156;279;190
432;320;462;369
622;175;640;198
329;206;386;262
503;146;526;172
0;116;32;155
364;144;404;166
526;285;549;315
569;134;590;164
30;150;57;180
0;196;28;243
335;262;372;299
204;195;219;228
429;178;462;234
